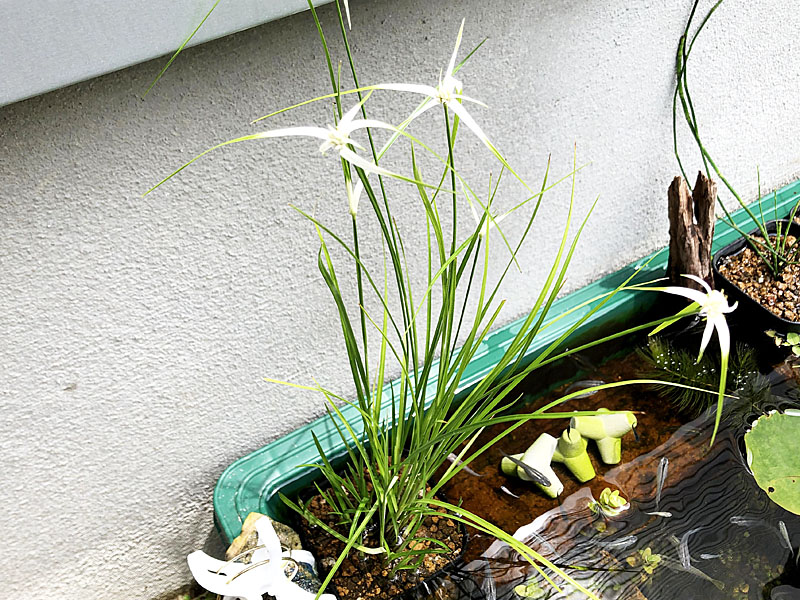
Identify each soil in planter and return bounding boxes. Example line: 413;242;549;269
717;234;799;321
298;495;463;600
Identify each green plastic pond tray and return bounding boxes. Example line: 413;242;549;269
213;179;800;543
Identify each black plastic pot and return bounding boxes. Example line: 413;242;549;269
712;219;800;334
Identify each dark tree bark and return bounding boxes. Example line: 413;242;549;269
667;171;717;291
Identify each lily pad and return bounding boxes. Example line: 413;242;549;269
744;410;800;515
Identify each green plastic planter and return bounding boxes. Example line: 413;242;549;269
213;179;800;544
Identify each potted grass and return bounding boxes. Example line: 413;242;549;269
145;2;736;598
674;0;800;332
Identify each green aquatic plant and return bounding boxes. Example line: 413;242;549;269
514;579;547;599
588;488;629;518
766;330;800;368
625;547;662;578
639;337;759;416
744;410;800;515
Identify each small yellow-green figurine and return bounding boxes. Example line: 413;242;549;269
571;408;637;464
551;426;595;482
500;433;563;498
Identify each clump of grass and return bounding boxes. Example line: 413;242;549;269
638;337;759;416
675;0;800;278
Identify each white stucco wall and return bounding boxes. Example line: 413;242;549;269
0;0;335;107
1;1;799;598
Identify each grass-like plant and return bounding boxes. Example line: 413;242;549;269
145;2;738;598
674;0;800;278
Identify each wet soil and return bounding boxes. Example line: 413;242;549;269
436;350;689;561
718;234;799;322
299;494;463;600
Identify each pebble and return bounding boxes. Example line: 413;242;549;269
225;512;303;563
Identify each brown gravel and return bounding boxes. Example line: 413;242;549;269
718;234;799;322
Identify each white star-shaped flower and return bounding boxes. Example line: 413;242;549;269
257;93;398;180
374;20;493;151
660;274;737;363
649;274;737;445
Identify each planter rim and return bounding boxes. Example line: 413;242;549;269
214;179;800;543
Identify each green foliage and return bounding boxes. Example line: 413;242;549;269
745;410;800;515
766;330;800;367
674;0;800;277
515;579;547;598
638;337;758;416
626;547;662;577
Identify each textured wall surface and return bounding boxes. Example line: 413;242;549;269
1;0;799;598
0;0;334;107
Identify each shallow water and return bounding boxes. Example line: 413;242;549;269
425;327;800;600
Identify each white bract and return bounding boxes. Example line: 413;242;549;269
640;274;737;445
660;274;737;362
258;93;398;181
374;20;493;151
343;0;352;29
347;177;364;217
145;93;410;202
187;516;336;600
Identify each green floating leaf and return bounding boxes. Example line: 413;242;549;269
787;332;800;346
745;410;800;515
514;580;546;598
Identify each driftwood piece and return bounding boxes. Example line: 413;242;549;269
667;171;717;291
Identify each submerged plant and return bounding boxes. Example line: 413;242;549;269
625;547;662;583
145;2;738;598
674;0;800;278
639;337;759;416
